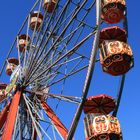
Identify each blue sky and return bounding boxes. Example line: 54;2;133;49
0;0;139;139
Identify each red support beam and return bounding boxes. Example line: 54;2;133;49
41;101;70;140
1;91;21;140
0;102;10;129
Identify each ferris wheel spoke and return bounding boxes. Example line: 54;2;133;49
34;54;84;77
53;7;80;34
52;56;83;69
26;0;89;78
71;0;95;11
25;28;71;78
23;101;53;140
55;23;84;47
25;53;69;86
46;57;87;84
23;94;43;140
39;0;68;43
25;31;94;87
55;43;90;60
65;1;97;46
46;94;81;104
30;28;83;72
29;60;88;89
25;0;72;78
47;56;88;84
36;122;52;140
68;57;87;73
21;106;53;140
25;95;46;121
51;23;97;61
54;8;95;42
27;90;82;105
52;124;57;140
48;96;80;104
47;0;87;44
49;65;88;87
27;56;86;87
50;0;91;49
34;72;58;87
25;16;95;84
51;9;95;58
24;40;91;87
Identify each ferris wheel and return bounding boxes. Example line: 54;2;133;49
0;0;134;140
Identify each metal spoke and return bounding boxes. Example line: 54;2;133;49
24;0;90;82
23;94;42;140
24;0;72;80
26;90;81;104
25;30;94;86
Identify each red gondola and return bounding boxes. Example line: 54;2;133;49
100;26;127;43
17;34;30;52
6;58;19;76
99;27;134;76
30;11;44;31
101;0;126;24
83;95;122;140
43;0;57;13
84;114;122;140
83;94;116;114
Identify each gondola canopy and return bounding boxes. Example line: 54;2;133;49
83;94;116;114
